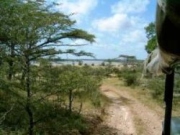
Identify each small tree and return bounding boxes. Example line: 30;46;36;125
59;66;101;113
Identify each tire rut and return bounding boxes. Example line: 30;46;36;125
98;84;163;135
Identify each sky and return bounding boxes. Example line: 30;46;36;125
51;0;157;60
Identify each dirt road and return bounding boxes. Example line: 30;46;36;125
98;82;163;135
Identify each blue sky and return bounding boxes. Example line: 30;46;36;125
53;0;157;60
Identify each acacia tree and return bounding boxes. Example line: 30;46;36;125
144;22;157;53
58;66;101;113
119;55;136;65
0;1;95;134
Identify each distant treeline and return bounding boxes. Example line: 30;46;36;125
49;58;144;63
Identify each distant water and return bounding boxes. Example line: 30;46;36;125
56;60;103;65
32;59;141;67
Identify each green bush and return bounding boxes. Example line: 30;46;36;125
101;62;105;66
34;102;88;135
118;68;139;86
124;74;138;86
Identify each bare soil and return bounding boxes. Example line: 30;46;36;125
92;79;164;135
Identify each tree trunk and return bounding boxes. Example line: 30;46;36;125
25;57;34;135
7;44;15;80
68;89;73;113
8;60;13;80
26;102;34;135
78;102;83;114
21;70;26;84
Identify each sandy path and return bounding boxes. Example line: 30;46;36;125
99;84;163;135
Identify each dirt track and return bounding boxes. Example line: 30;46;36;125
98;83;163;135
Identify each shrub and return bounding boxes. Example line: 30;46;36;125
101;62;105;66
78;61;83;66
124;74;138;86
34;103;88;135
118;68;139;86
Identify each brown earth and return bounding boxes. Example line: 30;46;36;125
91;79;164;135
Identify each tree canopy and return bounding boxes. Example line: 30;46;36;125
144;22;157;54
0;1;97;134
0;0;95;60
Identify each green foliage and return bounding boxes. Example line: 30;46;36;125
0;0;96;78
33;102;88;135
0;0;97;134
101;62;105;66
144;22;157;53
58;66;102;109
144;72;180;111
118;68;139;86
78;61;83;66
145;23;156;39
145;36;157;54
146;78;164;100
124;74;138;86
0;100;89;135
145;72;180;101
0;64;104;134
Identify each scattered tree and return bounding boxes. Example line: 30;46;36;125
119;55;136;65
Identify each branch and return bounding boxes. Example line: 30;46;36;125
58;43;88;46
34;35;68;50
0;104;14;124
30;50;62;61
34;29;95;50
33;90;61;104
35;43;88;49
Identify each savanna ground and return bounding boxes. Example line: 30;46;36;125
1;64;180;135
87;77;164;135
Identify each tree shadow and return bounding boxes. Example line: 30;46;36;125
83;115;124;135
91;125;123;135
119;96;133;105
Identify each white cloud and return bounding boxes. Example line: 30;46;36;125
90;0;150;59
92;13;148;35
111;0;150;14
122;29;147;44
71;39;88;45
53;0;152;59
56;0;98;23
92;13;132;32
92;0;149;33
